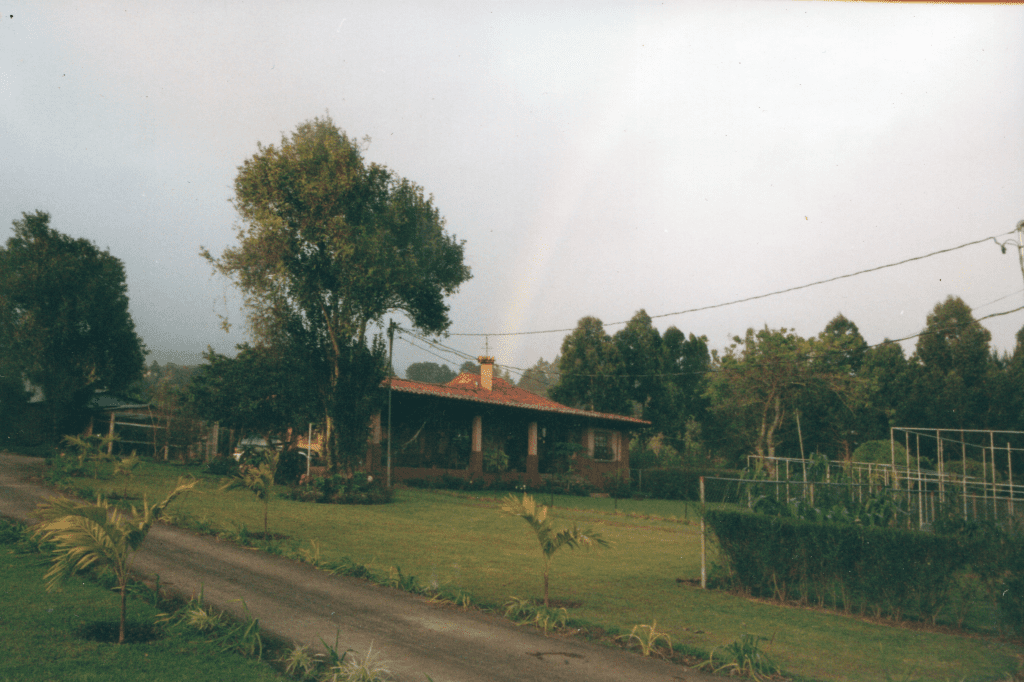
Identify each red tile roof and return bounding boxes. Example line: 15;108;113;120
385;373;649;426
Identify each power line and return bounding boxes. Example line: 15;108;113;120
450;231;1014;337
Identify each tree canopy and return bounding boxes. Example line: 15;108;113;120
188;344;315;446
405;361;457;384
0;211;146;437
551;317;629;414
518;357;560;397
203;116;470;468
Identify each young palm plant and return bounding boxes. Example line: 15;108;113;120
62;433;118;479
113;451;140;498
221;450;278;537
501;492;609;607
33;477;199;644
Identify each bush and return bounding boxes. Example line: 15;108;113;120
288;472;394;505
705;509;973;620
275;449;306;485
636;468;744;502
203;456;240;477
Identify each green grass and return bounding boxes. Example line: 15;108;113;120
0;533;285;682
55;460;1024;681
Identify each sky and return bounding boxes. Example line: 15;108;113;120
3;1;1023;381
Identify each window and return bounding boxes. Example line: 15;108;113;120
592;430;615;461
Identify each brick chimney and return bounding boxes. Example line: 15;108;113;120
478;356;495;391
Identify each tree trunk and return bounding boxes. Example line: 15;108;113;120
543;563;550;608
119;582;127;644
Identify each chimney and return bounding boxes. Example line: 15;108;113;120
478;356;495;391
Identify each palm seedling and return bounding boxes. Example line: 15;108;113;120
113;451;140;498
62;433;118;479
221;449;278;537
33;477;199;644
501;492;609;607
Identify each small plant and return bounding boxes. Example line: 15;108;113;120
213;600;264;659
383;566;423;594
318;633;390;682
483;448;509;474
298;538;323;568
428;586;473;610
620;620;672;657
501;492;609;606
34;477;198;644
221;449;278;536
112;451;140;497
62;433;118;479
695;633;781;681
281;643;320;680
503;596;568;635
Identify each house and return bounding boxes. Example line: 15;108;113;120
367;357;649;489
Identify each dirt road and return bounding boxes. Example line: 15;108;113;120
0;454;714;682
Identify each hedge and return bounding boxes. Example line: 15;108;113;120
704;509;974;622
633;468;745;503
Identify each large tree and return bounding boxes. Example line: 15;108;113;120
657;326;711;452
203;116;470;469
612;310;663;426
909;296;992;429
551;317;629;414
0;211;146;437
797;314;870;458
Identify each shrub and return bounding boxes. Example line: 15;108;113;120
203;456;240;477
704;509;973;620
636;468;744;502
275;449;306;485
289;472;394;505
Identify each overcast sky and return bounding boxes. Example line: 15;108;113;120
3;1;1023;380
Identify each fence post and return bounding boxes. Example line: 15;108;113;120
962;435;968;521
700;476;706;590
1009;442;1015;517
107;412;116;457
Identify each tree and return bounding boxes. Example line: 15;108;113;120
798;314;870;458
613;310;663;428
202;116;470;469
189;344;315;451
657;327;711;460
34;478;198;644
518;357;559;397
551;317;629;414
501;493;609;607
708;327;814;469
405;362;456;384
0;211;146;437
910;296;993;429
859;339;912;438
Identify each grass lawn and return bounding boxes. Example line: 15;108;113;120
54;460;1024;682
0;533;285;682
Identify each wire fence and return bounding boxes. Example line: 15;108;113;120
716;451;1023;531
101;411;217;462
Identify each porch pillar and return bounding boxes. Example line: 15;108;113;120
469;415;484;477
527;421;540;486
366;412;382;471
